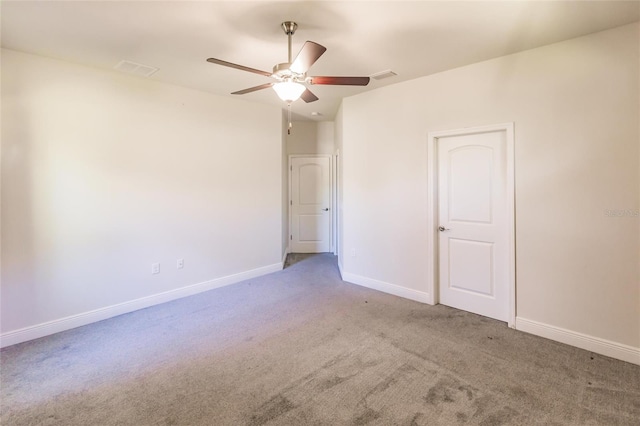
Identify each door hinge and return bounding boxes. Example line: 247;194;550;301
290;165;292;171
290;200;292;205
290;235;292;240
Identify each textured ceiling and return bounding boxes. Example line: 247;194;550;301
2;1;639;121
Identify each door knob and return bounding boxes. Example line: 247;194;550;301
322;208;330;211
438;226;450;232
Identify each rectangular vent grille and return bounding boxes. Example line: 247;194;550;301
371;70;397;80
114;60;159;77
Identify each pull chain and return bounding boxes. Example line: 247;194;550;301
287;103;292;135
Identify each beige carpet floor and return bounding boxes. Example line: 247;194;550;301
1;253;639;425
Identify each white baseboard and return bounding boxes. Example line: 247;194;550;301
337;262;344;279
516;317;640;365
0;262;283;348
281;248;289;267
341;271;430;304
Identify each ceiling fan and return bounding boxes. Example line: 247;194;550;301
206;21;370;104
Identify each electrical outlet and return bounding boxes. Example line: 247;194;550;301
351;249;357;258
152;263;160;274
177;258;184;269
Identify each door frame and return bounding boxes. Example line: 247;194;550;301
334;149;340;256
288;154;334;253
426;123;516;328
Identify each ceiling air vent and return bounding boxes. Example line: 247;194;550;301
114;60;159;77
370;70;397;80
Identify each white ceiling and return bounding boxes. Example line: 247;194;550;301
2;1;638;121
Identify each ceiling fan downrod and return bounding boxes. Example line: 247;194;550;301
281;21;297;64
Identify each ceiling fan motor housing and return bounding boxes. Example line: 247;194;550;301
273;62;304;82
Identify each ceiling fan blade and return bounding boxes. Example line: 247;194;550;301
309;76;370;86
207;58;272;77
231;83;274;95
290;41;327;74
300;89;319;103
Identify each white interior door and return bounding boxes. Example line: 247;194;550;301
290;156;331;253
437;130;511;322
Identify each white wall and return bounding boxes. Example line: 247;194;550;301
335;104;344;269
340;24;639;359
281;111;289;260
1;49;284;340
286;121;335;155
317;122;336;155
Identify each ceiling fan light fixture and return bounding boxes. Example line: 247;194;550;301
273;81;306;102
